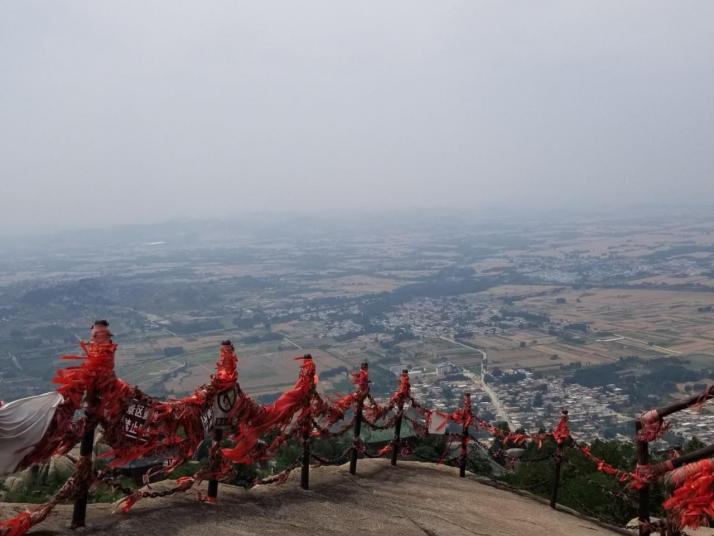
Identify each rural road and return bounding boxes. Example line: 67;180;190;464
439;337;514;427
282;336;303;350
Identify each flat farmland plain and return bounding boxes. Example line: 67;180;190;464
479;286;714;365
456;332;611;370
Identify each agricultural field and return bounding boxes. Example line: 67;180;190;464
474;285;714;370
300;275;405;297
458;331;607;370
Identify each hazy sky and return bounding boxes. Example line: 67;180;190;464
2;1;713;235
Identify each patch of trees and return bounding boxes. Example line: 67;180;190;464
498;371;527;384
566;357;703;405
455;329;476;338
241;332;282;344
500;437;648;525
566;362;625;387
502;309;550;325
559;333;585;345
643;245;714;261
532;392;544;407
643;365;700;385
30;324;76;343
162;346;184;357
359;272;503;318
686;383;709;393
443;372;467;382
2;334;43;350
231;275;274;289
593;330;613;337
392;327;416;344
319;366;348;379
333;331;362;342
368;365;399;397
565;322;588;333
234;309;271;329
170;319;225;334
20;278;114;307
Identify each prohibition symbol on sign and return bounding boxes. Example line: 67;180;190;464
217;386;238;413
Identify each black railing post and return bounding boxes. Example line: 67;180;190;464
549;455;562;509
299;353;315;490
71;402;97;529
70;320;114;530
459;393;471;478
550;409;568;509
635;420;651;536
207;427;224;502
390;369;408;466
301;424;310;490
390;406;404;466
349;401;364;474
350;361;368;475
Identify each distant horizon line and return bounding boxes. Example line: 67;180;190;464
1;202;713;242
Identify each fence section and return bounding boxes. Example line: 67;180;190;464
2;322;714;536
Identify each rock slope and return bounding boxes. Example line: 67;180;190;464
1;459;622;536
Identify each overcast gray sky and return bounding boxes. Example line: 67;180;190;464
1;1;713;235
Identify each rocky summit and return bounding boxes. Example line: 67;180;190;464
0;460;621;536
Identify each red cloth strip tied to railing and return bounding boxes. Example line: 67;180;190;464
221;355;316;464
663;459;714;529
470;415;549;449
448;395;474;428
553;412;570;446
332;368;369;414
636;409;669;443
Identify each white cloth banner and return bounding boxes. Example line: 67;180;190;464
0;392;63;476
428;411;450;435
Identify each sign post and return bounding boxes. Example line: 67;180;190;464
300;354;316;490
390;369;409;467
70;411;96;529
550;409;568;508
206;341;239;503
635;420;651;536
349;361;369;475
459;393;471;478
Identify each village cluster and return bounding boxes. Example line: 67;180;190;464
398;362;714;447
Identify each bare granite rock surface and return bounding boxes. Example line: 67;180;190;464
1;459;621;535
